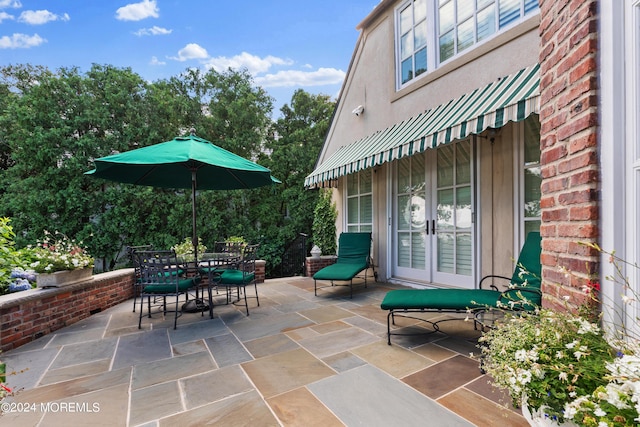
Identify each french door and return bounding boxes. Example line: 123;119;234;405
393;139;475;288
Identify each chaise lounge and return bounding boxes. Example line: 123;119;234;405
381;232;542;344
313;232;375;298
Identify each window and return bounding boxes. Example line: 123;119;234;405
396;0;539;87
346;169;373;232
398;0;429;85
521;116;541;237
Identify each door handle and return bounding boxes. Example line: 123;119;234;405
431;219;436;234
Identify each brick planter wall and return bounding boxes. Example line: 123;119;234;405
0;269;135;353
305;256;337;277
0;263;267;353
538;0;599;310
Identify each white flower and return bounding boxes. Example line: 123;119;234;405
559;372;568;381
566;340;579;349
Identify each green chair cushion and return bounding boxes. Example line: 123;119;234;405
380;289;502;311
219;269;255;285
313;261;368;281
144;277;198;294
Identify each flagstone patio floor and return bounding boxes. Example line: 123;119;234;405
1;276;528;426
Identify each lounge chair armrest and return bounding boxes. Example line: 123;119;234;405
479;275;511;291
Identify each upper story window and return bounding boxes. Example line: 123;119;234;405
396;0;539;88
399;0;429;85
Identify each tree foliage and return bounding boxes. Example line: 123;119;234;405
0;64;333;277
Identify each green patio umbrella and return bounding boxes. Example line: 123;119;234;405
85;133;279;261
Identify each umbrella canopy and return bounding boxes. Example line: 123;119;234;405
85;134;279;260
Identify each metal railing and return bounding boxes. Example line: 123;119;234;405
279;233;308;277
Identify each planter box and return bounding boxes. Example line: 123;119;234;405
36;268;94;288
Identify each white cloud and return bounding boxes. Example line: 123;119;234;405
255;67;346;88
134;26;171;36
169;43;208;61
0;0;21;9
0;11;14;22
18;10;69;25
149;56;165;66
203;52;293;75
0;33;46;49
115;0;158;21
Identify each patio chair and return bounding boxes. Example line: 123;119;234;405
313;232;375;299
127;244;153;312
136;250;201;329
217;244;259;315
381;231;542;344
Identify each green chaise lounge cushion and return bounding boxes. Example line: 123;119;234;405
313;261;369;281
380;288;502;311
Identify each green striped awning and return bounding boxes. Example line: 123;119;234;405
305;64;540;187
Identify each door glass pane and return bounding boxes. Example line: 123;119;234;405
437;233;454;273
398;157;411;192
438;144;454;187
458;18;474;52
456;186;472;229
410;193;426;230
412;232;426;269
398;232;411;267
437;189;454;230
411;154;425;189
398;194;411;230
477;4;496;41
456;233;472;275
477;0;494;8
456;140;471;184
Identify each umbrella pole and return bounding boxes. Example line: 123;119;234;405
192;170;198;264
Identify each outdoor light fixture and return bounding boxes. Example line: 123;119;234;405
352;105;364;116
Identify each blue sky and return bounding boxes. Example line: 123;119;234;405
0;0;380;117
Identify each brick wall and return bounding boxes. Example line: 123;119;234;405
0;263;268;353
305;256;337;277
0;269;135;352
538;0;600;310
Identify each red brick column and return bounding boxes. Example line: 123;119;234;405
305;256;337;277
538;0;599;310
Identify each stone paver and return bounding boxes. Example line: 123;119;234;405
1;277;528;426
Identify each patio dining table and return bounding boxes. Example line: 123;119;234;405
179;252;242;319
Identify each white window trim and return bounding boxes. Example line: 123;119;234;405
599;0;639;335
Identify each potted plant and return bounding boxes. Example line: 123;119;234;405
171;237;207;263
479;244;640;426
29;231;94;288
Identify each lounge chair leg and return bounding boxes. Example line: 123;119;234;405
314;280;317;296
387;311;392;345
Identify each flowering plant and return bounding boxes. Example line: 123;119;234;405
29;231;94;273
171;237;206;262
479;244;640;426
